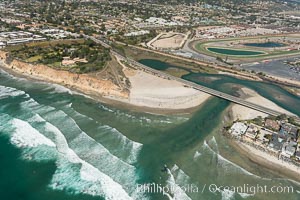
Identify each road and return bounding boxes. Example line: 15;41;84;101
88;35;299;120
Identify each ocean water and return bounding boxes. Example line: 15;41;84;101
0;68;300;200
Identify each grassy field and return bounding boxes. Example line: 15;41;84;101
5;39;85;52
5;39;111;74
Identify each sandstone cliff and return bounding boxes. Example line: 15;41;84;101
0;50;129;100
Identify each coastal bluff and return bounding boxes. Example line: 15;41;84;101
0;50;211;112
0;50;129;100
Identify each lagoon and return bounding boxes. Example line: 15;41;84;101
1;64;300;200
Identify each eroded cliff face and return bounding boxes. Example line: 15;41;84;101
0;50;129;99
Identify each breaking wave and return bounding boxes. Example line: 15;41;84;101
202;140;261;178
0;85;148;199
163;165;192;200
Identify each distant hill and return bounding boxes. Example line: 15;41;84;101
140;0;249;4
140;0;299;4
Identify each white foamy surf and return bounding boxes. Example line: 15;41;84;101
193;151;202;160
10;118;56;148
42;121;133;199
19;94;143;166
0;85;146;199
98;125;143;164
0;85;26;99
202;140;261;178
3;113;134;199
44;83;72;94
163;165;192;200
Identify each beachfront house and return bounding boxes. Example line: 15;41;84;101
256;128;273;145
264;119;280;131
279;123;298;141
245;123;258;140
229;122;248;137
281;141;297;158
296;151;300;161
268;134;284;154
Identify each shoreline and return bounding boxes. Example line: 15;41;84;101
0;57;209;116
225;87;300;183
230;140;300;183
2;52;300;187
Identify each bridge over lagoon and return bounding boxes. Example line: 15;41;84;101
89;36;300;124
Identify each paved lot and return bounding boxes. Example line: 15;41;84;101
239;56;300;81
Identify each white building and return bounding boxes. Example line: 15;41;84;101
281;141;297;157
230;122;248;136
124;30;150;37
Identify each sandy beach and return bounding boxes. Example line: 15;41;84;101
229;87;300;182
231;87;295;120
233;141;300;182
0;51;211;114
122;65;211;109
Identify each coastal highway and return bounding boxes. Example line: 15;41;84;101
88;36;299;120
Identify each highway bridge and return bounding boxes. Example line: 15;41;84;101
89;36;299;121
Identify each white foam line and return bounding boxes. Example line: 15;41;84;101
203;141;262;179
0;85;26;99
220;189;235;200
37;108;143;197
0;85;144;199
106;126;143;164
51;110;140;169
193;151;202;160
10;118;56;148
39;118;133;199
166;168;192;200
99;104;170;124
208;136;219;153
21;96;142;167
8;92;142;198
44;83;72;94
238;192;254;198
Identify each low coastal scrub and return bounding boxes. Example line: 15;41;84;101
5;39;111;73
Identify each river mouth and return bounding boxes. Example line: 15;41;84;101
207;47;265;56
138;58;300;117
1;61;300;200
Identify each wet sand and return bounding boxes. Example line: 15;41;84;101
231;140;300;183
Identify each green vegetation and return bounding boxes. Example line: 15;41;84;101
276;114;287;121
248;116;263;126
164;67;190;77
6;39;111;73
114;30;157;45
